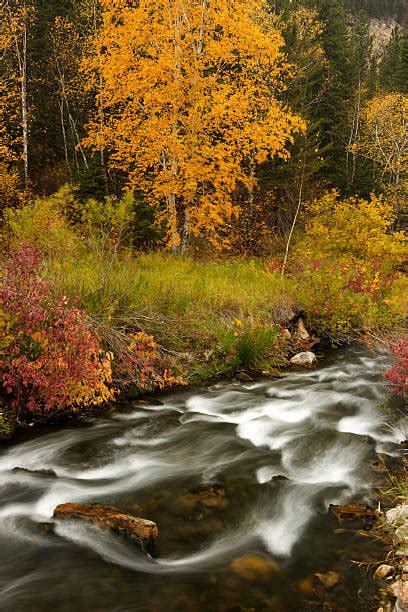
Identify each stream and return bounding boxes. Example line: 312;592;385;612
0;345;406;611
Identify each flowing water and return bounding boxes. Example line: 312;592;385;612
0;345;406;611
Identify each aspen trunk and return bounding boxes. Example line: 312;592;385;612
58;98;71;176
181;208;190;253
167;193;179;254
281;150;306;278
21;22;28;185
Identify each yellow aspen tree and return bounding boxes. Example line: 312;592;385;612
352;93;407;223
84;0;305;251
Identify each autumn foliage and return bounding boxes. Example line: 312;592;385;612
84;0;304;251
385;339;408;396
113;331;181;392
298;191;406;265
0;244;114;415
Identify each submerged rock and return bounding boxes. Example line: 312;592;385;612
178;484;229;515
315;571;340;589
53;503;158;551
290;351;317;368
231;554;279;580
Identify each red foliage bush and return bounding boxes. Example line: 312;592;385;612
0;244;114;415
385;339;408;396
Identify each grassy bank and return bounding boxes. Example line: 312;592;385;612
45;253;298;381
42;246;406;380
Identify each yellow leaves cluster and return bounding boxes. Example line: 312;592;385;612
0;163;27;213
4;186;80;256
0;308;14;355
300;190;406;265
352;93;408;193
84;0;305;249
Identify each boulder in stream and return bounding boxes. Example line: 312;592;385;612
53;503;158;551
290;351;317;368
231;554;279;580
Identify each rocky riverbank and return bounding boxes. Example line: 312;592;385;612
374;454;408;612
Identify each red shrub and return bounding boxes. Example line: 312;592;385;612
0;244;114;415
385;339;408;396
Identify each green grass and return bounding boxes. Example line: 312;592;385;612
44;252;296;380
40;245;407;381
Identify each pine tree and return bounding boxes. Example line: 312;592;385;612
379;26;403;92
306;0;353;188
269;2;328;220
346;9;375;194
396;24;408;92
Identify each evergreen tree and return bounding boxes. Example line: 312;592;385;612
379;23;408;93
379;26;402;91
345;0;408;21
396;24;408;91
346;9;375;194
271;2;329;216
307;0;353;188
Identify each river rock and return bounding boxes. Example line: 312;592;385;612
374;564;394;580
177;484;229;515
290;351;317;368
296;317;310;341
386;504;408;526
231;554;279;580
53;503;158;551
396;525;408;543
388;580;400;598
236;371;253;382
281;328;292;341
315;571;340;589
329;503;378;524
396;580;408;612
